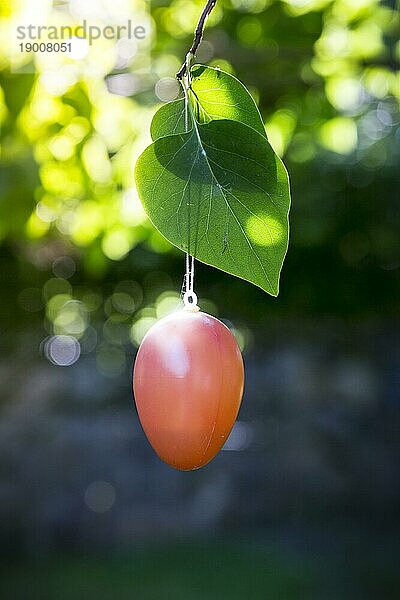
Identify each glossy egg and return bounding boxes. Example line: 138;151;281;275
133;310;244;470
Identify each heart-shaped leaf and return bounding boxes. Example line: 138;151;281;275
135;106;290;295
151;65;267;141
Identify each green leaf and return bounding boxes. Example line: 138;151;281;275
151;65;267;141
135;108;290;296
150;98;187;140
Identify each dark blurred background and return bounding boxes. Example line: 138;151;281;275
0;0;399;598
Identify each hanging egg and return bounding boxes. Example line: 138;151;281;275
133;309;244;470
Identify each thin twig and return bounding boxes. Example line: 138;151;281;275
176;0;217;80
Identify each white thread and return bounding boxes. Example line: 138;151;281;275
183;254;198;310
180;75;190;134
179;77;198;311
183;290;198;309
190;254;195;293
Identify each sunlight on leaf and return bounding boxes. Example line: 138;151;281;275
246;214;284;247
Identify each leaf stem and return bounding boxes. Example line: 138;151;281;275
176;0;217;81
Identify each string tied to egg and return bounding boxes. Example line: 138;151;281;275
180;72;199;313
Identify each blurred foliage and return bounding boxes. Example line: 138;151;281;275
0;0;399;373
0;541;326;599
1;537;399;598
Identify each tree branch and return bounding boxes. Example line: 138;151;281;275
176;0;217;80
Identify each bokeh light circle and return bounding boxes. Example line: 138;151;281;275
44;335;81;366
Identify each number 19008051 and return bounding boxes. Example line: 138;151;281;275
19;42;72;52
